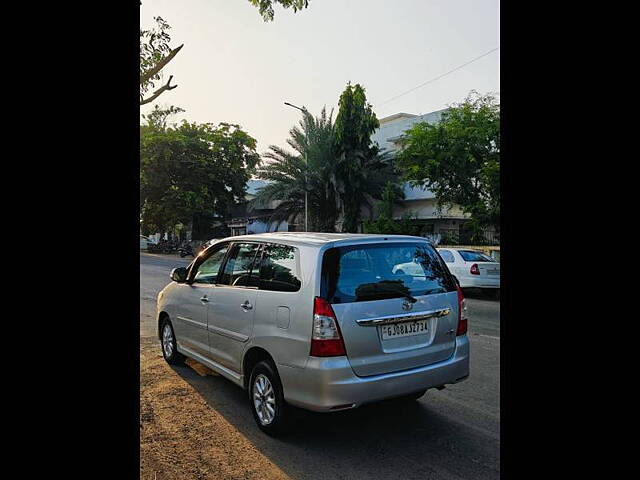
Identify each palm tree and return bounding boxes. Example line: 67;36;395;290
335;148;395;232
251;107;397;232
251;107;339;231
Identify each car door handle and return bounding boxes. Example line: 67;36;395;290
240;300;253;310
200;296;209;303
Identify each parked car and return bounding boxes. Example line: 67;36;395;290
436;248;500;297
157;233;470;435
140;235;155;250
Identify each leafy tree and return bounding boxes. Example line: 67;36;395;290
253;95;395;233
363;181;419;236
140;15;184;106
249;0;310;21
334;83;388;232
396;91;500;235
142;104;185;129
251;107;339;231
140;108;260;239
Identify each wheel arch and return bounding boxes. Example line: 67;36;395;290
242;346;277;390
157;311;170;340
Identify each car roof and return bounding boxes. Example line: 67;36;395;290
214;232;430;248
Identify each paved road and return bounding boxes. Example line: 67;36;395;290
140;252;500;479
140;252;192;338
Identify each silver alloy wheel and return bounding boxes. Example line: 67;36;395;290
252;374;276;425
162;324;174;358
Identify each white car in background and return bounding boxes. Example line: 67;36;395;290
437;248;500;296
140;235;155;250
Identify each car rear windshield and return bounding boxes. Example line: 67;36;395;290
321;242;456;304
458;250;495;262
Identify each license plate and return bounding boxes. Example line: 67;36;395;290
380;320;429;340
487;269;499;275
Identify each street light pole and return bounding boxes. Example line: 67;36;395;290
284;101;309;232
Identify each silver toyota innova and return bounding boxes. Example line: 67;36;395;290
157;233;469;434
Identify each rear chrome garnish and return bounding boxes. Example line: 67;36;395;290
356;308;451;326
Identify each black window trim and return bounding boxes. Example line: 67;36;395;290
257;242;302;293
187;241;231;284
215;241;264;290
189;240;301;291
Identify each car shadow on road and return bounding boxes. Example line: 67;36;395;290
462;288;500;301
170;362;500;480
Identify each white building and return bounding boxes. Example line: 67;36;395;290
371;110;471;238
227;179;290;236
372;110;446;153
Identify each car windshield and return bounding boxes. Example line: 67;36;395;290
458;250;495;262
321;242;456;304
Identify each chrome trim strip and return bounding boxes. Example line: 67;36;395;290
207;324;249;342
176;315;207;330
356;308;451;326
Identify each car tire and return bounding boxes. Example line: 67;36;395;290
160;319;185;365
249;360;290;436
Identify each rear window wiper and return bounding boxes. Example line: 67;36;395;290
355;280;417;303
402;293;418;303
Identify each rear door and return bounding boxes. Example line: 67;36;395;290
322;242;459;377
450;249;472;286
438;249;456;275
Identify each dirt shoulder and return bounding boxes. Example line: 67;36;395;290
140;339;290;480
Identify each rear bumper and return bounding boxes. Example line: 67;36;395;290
278;335;470;412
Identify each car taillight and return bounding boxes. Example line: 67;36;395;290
310;297;346;357
456;284;468;335
470;263;480;275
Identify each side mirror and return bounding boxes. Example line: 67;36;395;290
170;267;188;283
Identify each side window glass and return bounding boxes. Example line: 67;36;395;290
220;243;261;287
193;245;229;284
259;244;301;292
439;250;455;263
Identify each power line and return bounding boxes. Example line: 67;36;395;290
376;46;500;108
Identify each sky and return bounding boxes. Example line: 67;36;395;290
140;0;500;155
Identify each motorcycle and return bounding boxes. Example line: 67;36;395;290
163;242;179;254
150;239;177;254
178;243;195;258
